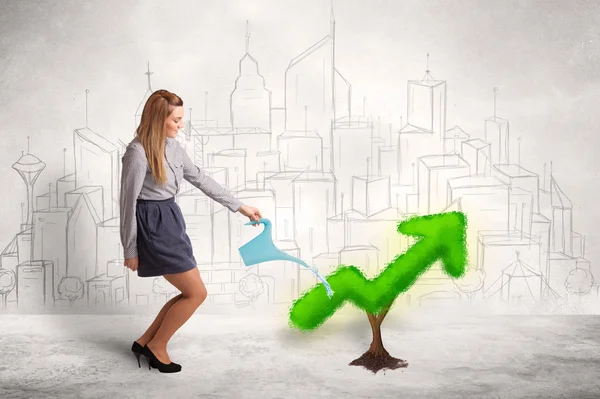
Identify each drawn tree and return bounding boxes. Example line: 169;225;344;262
453;264;485;304
565;267;594;312
565;267;594;295
288;212;468;374
0;269;16;310
239;273;265;309
58;276;84;307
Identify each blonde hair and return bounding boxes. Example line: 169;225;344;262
136;89;183;185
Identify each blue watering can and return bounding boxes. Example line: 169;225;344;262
238;218;334;298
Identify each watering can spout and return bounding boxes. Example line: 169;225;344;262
238;218;334;297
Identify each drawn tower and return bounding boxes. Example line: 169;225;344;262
12;141;46;228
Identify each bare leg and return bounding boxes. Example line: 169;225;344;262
135;293;183;346
146;267;207;364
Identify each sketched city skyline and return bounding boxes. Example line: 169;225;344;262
0;4;596;316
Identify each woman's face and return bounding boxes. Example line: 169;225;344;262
165;106;184;138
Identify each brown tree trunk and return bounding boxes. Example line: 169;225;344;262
366;307;390;357
348;304;409;374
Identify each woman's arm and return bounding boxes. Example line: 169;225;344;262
119;148;147;259
180;147;243;212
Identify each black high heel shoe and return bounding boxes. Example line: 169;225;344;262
142;345;182;373
132;341;157;369
131;341;145;368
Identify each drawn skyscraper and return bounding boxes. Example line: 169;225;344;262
73;127;119;220
485;88;510;164
230;21;272;132
284;5;351;168
398;63;447;184
406;64;447;145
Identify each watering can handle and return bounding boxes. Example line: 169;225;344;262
244;218;270;226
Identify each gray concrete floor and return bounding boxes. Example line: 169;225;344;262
1;307;599;399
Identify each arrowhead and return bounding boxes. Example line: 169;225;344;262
397;211;468;279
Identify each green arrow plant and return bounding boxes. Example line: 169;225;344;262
287;211;468;373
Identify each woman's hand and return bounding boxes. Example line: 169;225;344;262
124;256;139;272
238;204;262;226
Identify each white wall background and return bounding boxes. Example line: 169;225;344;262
0;0;598;313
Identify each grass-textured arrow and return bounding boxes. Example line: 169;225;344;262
288;211;468;331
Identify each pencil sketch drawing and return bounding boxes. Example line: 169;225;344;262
0;4;597;319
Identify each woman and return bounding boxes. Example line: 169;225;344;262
120;89;262;373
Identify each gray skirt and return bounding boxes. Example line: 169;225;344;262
136;197;197;277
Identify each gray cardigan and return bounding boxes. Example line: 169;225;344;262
119;136;242;259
